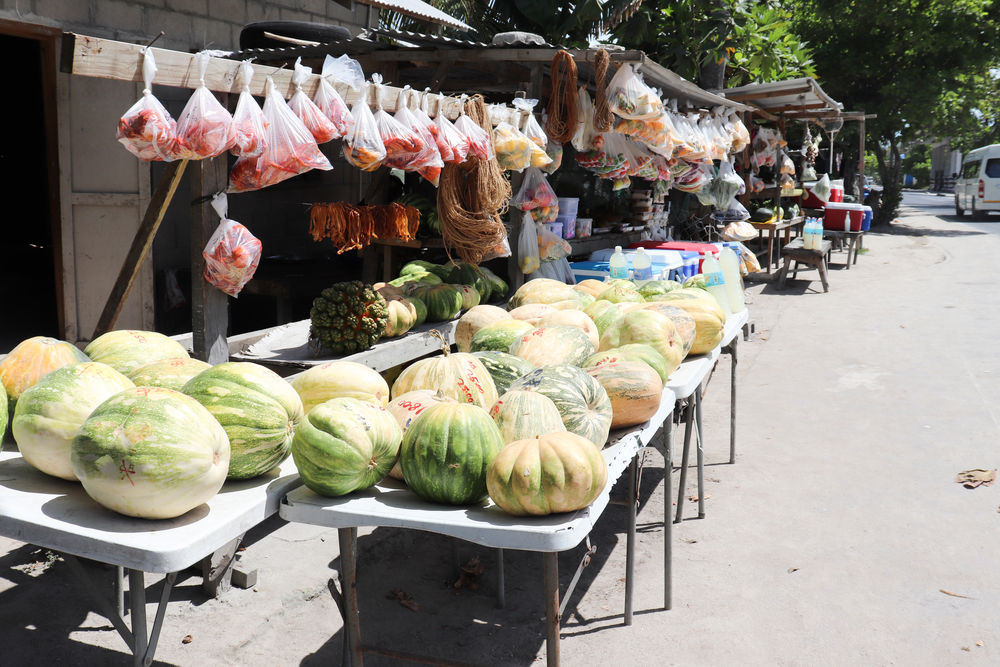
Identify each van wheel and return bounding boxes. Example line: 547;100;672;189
955;199;964;216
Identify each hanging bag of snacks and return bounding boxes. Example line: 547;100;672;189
287;58;339;144
230;60;267;158
571;87;597;152
434;104;471;163
203;193;262;297
117;47;177;161
513;98;547;149
342;82;387;172
369;75;425;170
512;167;559;223
168;51;235;160
606;64;663;120
314;74;353;140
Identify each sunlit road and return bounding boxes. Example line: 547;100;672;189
901;189;1000;234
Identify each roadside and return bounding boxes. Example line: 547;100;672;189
2;193;999;665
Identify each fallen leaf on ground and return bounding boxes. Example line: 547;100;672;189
787;567;799;574
453;556;484;592
976;641;984;647
940;589;975;599
182;635;193;644
687;493;712;502
683;538;697;544
962;647;971;652
387;588;419;612
955;469;996;489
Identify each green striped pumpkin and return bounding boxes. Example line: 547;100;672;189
291;361;391;413
84;330;189;376
489;389;566;444
471;351;535;396
508;365;612;448
469;320;534;353
128;357;212;391
508;325;595;367
71;387;230;519
400;402;503;505
584;344;672;385
291;398;402;497
183;362;304;480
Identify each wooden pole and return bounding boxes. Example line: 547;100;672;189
190;157;229;364
92;159;188;340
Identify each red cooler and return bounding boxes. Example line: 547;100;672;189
824;202;863;231
829;186;844;202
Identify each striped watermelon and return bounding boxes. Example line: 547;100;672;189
70;387;230;519
489;389;566;443
0;336;90;414
585;361;663;429
386;390;454;480
471;351;535;396
183;362;304;479
291;397;402;497
509;365;612;448
390;350;498;410
84;330;189;376
455;305;511;353
290;361;391;413
469;320;534;353
509;326;595;367
12;362;135;480
128;357;212;391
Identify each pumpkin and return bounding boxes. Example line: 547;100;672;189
509;365;612;448
507;278;579;309
638;280;682;300
596;283;645;304
599;310;685;377
537;310;600;349
0;336;90;413
509;326;595;367
489;389;566;444
585;361;663;429
584;300;644;337
469;320;534;353
128;357;212;391
583;343;672;385
390;336;499;411
573;279;608;298
508;303;557;325
455;305;511;353
640;303;697;357
384;298;419;337
487;431;607;516
471;351;535;396
290;361;390;413
84;330;189;376
455;284;482;312
649;292;726;355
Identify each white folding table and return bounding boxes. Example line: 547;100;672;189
0;448;301;666
279;389;676;667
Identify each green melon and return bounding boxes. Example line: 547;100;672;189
469;320;535;353
489;389;566;444
471;351;535;396
84;330;189;376
583;343;672;385
128;357;212;391
411;284;464;322
479;266;509;300
183;362;304;480
508;365;613;448
447;262;493;302
508;325;595;367
638;280;682;300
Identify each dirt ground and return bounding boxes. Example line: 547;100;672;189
2;191;1000;666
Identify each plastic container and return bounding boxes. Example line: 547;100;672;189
632;247;653;282
860;205;873;231
609;246;629;280
557;197;579;218
701;254;731;315
824;202;863;231
555;214;575;239
800;183;826;209
631;241;720;272
576;218;592;238
718;247;745;313
543;221;563;238
829;179;844;203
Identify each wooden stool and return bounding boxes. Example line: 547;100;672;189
777;238;833;292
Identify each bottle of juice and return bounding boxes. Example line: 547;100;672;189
719;247;745;313
609;246;629;280
701;254;731;315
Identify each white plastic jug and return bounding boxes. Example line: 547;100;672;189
632;247;653;282
609;246;629;280
719;247;745;313
701;255;732;315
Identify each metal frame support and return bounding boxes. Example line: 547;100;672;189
543;552;560;667
624;456;638;625
674;397;697;523
725;336;739;464
662;415;673;609
694;385;706;519
338;528;363;667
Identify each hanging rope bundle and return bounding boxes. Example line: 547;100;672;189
545;50;578;144
594;49;614;132
436;95;511;264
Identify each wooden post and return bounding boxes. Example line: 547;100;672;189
858;117;866;197
92;160;188;339
190;158;229;364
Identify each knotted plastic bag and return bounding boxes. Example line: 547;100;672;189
517;211;540;274
342;83;386;172
288;58;340;144
606;64;663;120
513;97;547;149
230;60;267;158
203;193;262;297
168;51;235;160
117;48;177;161
571;87;597;152
393;88;442;184
512;167;559;223
434;109;470;163
455;109;494;160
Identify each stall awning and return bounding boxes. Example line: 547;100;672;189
355;0;472;31
721;77;842;121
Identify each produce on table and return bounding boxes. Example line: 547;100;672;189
0;384;6;438
291;360;391;413
390;337;499;411
384;298;419;338
400;402;503;505
128;357;212;391
309;281;388;354
638;280;682;300
509;365;613;448
408;296;428;326
400;259;450;280
584;344;673;385
640;303;697;357
487;431;607;516
386;390;454;480
585;361;663;428
455;284;481;312
469;320;535;354
471;351;535;396
447;261;493;302
0;336;91;413
584;300;644;337
12;362;134;481
489;389;566;444
537;310;600;349
71;387;230;519
647;290;726;355
507;303;557;325
292;397;402;497
387;270;442;288
596;283;645;304
84;330;189;376
183;362;304;480
509;326;596;368
507;278;581;310
599;310;685;378
478;266;509;300
574;279;608;298
409;284;464;322
455;305;511;353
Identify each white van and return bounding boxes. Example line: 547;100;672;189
955;144;1000;218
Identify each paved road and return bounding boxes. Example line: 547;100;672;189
903;189;999;234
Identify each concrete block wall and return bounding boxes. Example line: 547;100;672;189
0;0;374;51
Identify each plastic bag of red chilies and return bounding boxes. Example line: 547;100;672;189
432;94;470;163
230;60;266;158
455;110;493;160
313;75;353;140
287;58;339;144
367;76;424;170
395;88;443;185
203;193;262;297
117;48;177;161
228;76;333;192
168;51;235;160
343;84;386;172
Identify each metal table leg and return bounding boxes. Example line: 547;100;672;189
729;336;738;464
663;413;673;610
543;552;560;667
338;527;363;667
674;398;696;524
624;455;638;625
129;570;148;666
496;548;505;609
694;386;706;519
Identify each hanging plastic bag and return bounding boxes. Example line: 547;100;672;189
606;64;663;120
697;160;744;209
287;58;339;144
433;104;471;164
203;193;262;297
366;75;425;170
394;89;443;185
494;121;535;171
512;167;557;211
168;52;235;160
779;151;796;175
342;83;386;172
528;257;575;283
517;211;541;274
537;222;571;260
541;141;563;174
483;235;512;261
322;54;366;92
229;76;333;192
730;114;751;153
314;75;353;140
721;218;757;242
455;109;494;160
571;87;596;152
512;98;547;149
230;61;267;158
117;48;177;161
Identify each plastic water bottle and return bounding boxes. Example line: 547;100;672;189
701;254;732;315
632;247;653;282
718;247;745;313
803;218;819;250
609;246;629;280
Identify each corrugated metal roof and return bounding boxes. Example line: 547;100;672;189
721;77;843;118
355;0;472;31
370;27;491;48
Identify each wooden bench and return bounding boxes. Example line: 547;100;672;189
823;229;864;269
777;238;833;292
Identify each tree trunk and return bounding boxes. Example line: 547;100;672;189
874;140;903;226
699;59;727;90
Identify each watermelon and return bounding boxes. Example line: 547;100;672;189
469;320;534;353
489;389;566;444
456;305;511;353
400;402;503;505
478;266;509;300
471;351;535;396
388;271;442;288
584;344;672;385
183;362;304;480
507;278;579;309
12;362;135;480
509;326;595;367
291;361;390;413
70;387;230;519
455;284;482;312
509;365;612;448
586;361;663;429
487;431;607;516
0;336;90;414
599;310;685;378
400;260;450;279
390;349;498;410
537;310;600;349
84;330;189;376
386;390;454;480
128;357;211;391
448;262;492;302
411;284;464;322
291;397;402;497
408;296;428;326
